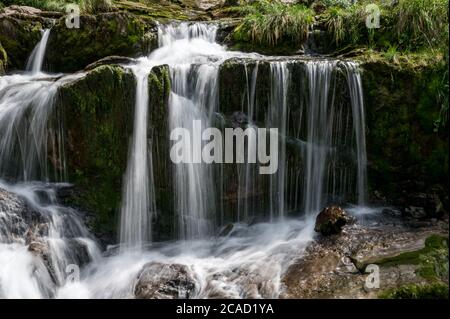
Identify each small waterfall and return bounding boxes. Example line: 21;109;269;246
302;61;336;214
268;62;290;219
344;62;367;206
26;29;51;74
164;24;220;240
119;68;156;250
237;62;259;222
0;75;62;181
0;181;101;298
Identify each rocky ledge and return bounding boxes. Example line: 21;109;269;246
282;208;449;299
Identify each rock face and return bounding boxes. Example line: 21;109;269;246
134;262;198;299
56;63;171;240
314;206;350;236
46;12;157;72
360;57;449;213
0;188;30;241
0;6;48;71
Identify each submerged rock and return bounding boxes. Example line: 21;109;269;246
134;262;198;299
314;206;351;236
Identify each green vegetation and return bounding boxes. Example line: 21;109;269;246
230;0;314;47
379;282;449;299
0;0;115;13
376;235;449;299
321;0;449;51
375;235;448;277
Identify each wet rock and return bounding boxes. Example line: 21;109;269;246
403;206;427;219
0;188;28;241
314;206;351;236
26;227;50;258
218;223;234;236
134;262;198;299
0;7;47;70
84;56;137;71
283;216;449;299
46;12;157;72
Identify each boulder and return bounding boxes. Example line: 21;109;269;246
134;262;197;299
314;206;351;236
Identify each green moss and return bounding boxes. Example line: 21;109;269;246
360;50;448;204
0;41;7;74
57;65;136;236
375;235;448;281
0;17;43;70
46;12;156;72
379;282;449;299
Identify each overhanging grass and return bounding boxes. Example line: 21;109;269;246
231;0;314;47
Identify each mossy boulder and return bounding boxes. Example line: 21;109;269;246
46;12;157;73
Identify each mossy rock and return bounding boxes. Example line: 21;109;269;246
0;13;45;70
56;64;136;238
46;12;157;73
56;63;172;242
0;41;7;74
360;53;449;206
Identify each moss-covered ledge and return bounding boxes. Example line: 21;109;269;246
56;64;136;241
56;63;172;243
46;12;157;73
0;10;47;70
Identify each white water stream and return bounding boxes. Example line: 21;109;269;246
0;22;372;298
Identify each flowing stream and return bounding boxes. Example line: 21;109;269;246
0;22;371;298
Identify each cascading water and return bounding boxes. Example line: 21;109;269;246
0;29;63;182
1;21;371;299
26;29;51;74
0;28;101;298
119;68;155;250
303;61;337;214
268;62;290;219
344;62;367;206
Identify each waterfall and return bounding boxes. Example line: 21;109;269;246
0;180;101;298
119;68;156;249
26;29;51;74
268;62;290;219
163;24;220;240
119;23;223;244
237;62;259;222
0;75;65;182
344;62;367;206
302;61;336;214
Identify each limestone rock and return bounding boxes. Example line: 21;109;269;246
134;262;198;299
